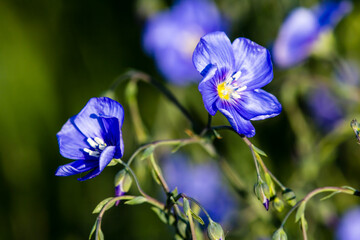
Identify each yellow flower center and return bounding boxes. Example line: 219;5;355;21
217;82;232;100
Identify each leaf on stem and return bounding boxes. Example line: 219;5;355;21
252;145;268;157
320;191;341;201
151;207;175;225
92;197;113;214
295;202;306;223
141;146;155;160
89;220;97;240
125;196;147;205
191;210;205;225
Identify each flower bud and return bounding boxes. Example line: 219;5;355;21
282;188;296;207
114;169;133;205
254;180;270;211
207;220;225;240
273;196;284;212
272;227;287;240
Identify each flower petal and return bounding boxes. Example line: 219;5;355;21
217;101;255;137
233;89;282;120
74;97;124;140
193;31;234;76
56;118;88;160
99;146;116;172
99;117;124;158
272;8;319;68
55;160;98;177
198;66;226;115
314;1;352;29
232;38;273;90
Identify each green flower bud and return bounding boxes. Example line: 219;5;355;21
273;196;284;212
282;188;296;207
114;169;133;204
254;180;270;210
272;227;287;240
207;220;225;240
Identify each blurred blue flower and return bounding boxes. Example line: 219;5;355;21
273;1;352;68
336;207;360;240
162;154;236;223
335;59;359;87
307;85;344;131
193;31;282;137
143;0;225;85
55;97;124;181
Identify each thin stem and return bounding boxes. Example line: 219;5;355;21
207;114;212;129
181;193;212;222
256;155;286;191
187;210;197;240
301;215;308;240
149;154;170;193
115;159;164;208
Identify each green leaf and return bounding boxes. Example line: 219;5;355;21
151;207;175;225
252;145;268;157
141;146;155;160
183;198;190;215
320;191;341;201
92;197;113;214
171;142;186;153
151;168;161;185
89;220;97;240
190;210;205;225
107;159;118;166
295;202;306;223
125;196;147;205
96;227;104;240
212;129;222;139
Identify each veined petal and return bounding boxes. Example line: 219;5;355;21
99;117;123;158
233;89;282;120
193;31;234;76
99;146;116;172
56;118;88;160
232;38;273;90
198;66;225;115
55;160;98;177
272;8;319;68
217;101;255;137
74;97;124;139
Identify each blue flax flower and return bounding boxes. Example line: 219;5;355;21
273;1;352;68
55;97;124;181
193;31;282;137
336;207;360;240
162;154;236;224
143;0;225;85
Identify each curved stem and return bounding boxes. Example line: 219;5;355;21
181;193;212;222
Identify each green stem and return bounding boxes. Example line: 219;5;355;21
181;193;212;222
187;210;197;240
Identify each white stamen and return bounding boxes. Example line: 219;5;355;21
87;138;98;149
83;148;100;157
94;137;105;145
232;71;241;81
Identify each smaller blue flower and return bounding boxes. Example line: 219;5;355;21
273;1;352;68
55;97;124;181
162;154;237;224
143;0;225;85
336;207;360;240
307;85;343;131
193;31;282;137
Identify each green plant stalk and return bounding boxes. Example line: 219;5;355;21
181;194;212;222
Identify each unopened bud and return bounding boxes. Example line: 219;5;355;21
272;227;287;240
254;180;270;211
273;196;284;212
207;220;225;240
282;188;296;206
114;169;133;205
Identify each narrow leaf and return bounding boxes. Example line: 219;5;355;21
92;197;113;214
96;227;104;240
183;198;190;215
141;146;155;160
190;210;205;225
125;196;147;205
295;202;306;223
151;207;175;225
320;191;341;201
89;220;97;240
252;145;268;157
171;143;185;153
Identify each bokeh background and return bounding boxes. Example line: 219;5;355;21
0;0;359;239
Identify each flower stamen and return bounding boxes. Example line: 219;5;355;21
217;71;247;100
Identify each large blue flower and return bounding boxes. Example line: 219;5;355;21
55;97;124;181
193;31;282;137
143;0;225;85
273;1;352;68
162;154;237;224
336;207;360;240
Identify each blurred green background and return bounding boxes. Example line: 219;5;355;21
0;0;359;239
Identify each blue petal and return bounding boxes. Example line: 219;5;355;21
55;160;98;177
99;117;124;158
193;31;234;76
232;38;273;90
233;89;282;120
216;101;255;137
314;1;352;29
74;97;124;140
198;66;227;115
56;118;88;160
272;8;319;68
